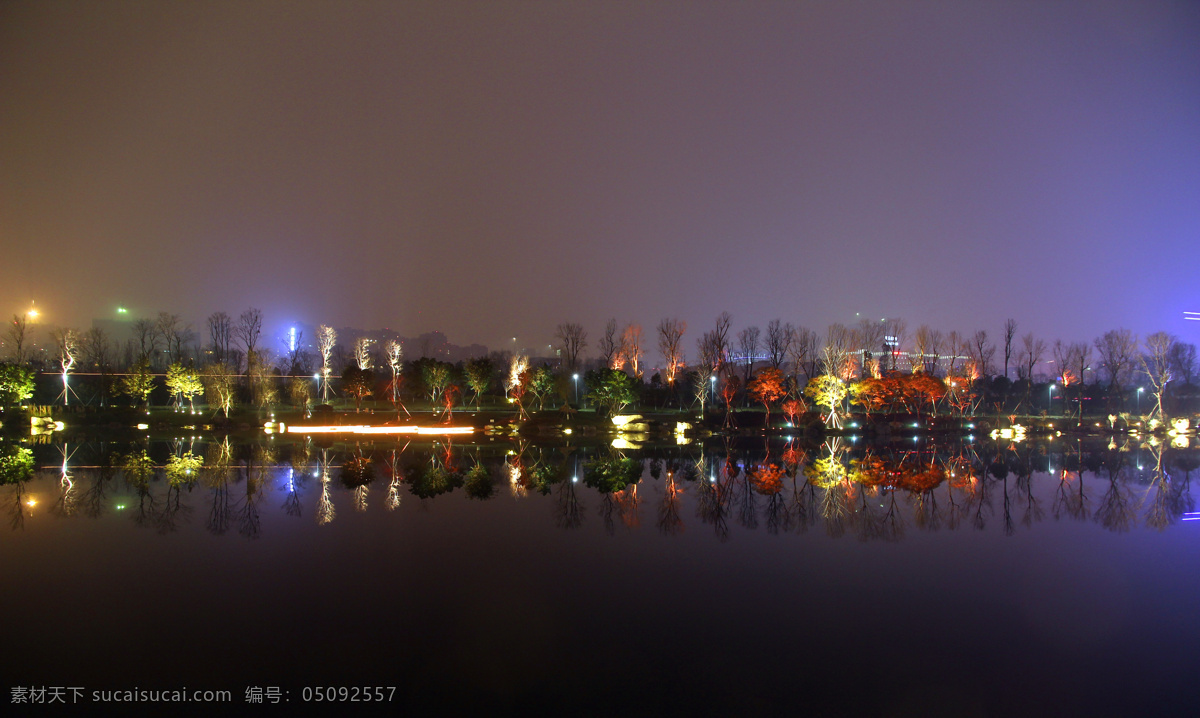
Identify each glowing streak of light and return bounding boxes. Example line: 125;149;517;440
286;425;473;435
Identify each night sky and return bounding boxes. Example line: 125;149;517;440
2;1;1198;353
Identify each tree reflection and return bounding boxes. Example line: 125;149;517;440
656;470;684;535
555;480;584;530
205;437;234;535
316;448;336;526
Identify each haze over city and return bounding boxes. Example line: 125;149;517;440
3;0;1198;350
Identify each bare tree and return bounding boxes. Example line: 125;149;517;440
5;314;28;364
599;319;619;367
353;337;374;370
1094;329;1138;392
51;328;79;405
81;327;112;406
207;311;232;364
968;330;995;378
883;317;907;372
656;318;686;384
1141;332;1176;420
1168;342;1197;386
853;318;885;372
711;312;733;376
736;325;760;386
1002;319;1018;379
554;322;588;371
132;318;158;362
913;325;943;375
317;325;336;400
155;312;184;366
764;319;793;371
233;308;263;366
944;330;965;375
788;326;819;383
1017;333;1046;381
620;324;644;376
821;324;853;378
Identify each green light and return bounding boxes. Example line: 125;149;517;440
115;504;125;510
117;307;128;314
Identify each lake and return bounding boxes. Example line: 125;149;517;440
2;435;1197;715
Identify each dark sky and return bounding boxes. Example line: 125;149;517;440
2;0;1198;355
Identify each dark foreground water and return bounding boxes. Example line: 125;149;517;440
2;436;1198;716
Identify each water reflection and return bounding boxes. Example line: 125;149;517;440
2;436;1199;541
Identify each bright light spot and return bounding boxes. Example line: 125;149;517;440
117;307;127;314
562;428;573;435
136;423;149;430
26;499;36;507
287;425;474;435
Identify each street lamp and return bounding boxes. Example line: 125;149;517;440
1137;386;1144;412
572;373;579;404
1048;383;1055;414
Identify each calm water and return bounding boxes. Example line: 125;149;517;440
2;436;1198;716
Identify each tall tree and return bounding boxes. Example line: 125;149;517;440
1140;332;1176;420
620;324;645;377
598;319;620;367
764;319;793;371
554;322;588;371
1018;333;1047;381
1168;342;1197;386
132;318;158;362
737;325;761;388
656;318;686;385
1094;329;1138;392
317;325;337;400
5;314;29;364
968;330;995;378
1002;319;1018;379
51;328;78;405
207;312;232;364
234;308;263;371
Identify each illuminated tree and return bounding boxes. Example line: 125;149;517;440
165;363;204;412
0;364;35;406
441;384;461;421
719;374;739;427
341;365;374;412
748;368;786;424
656;318;686;385
821;324;854;380
316;324;336;400
421;361;452;403
555;322;588;371
621;323;645;376
464;356;493;408
201;363;237;418
913;325;943;375
528;365;556;410
907;372;947;418
288;376;311;410
1140;332;1176;420
849;377;886;418
384;340;409;414
852;318;885;371
122;358;155;409
804;374;847;428
585;368;639;416
781;397;806;426
353;337;374;370
52;328;78;405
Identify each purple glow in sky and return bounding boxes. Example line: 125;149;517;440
2;1;1198;351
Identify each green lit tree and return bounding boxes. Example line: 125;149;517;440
122;358;155;409
165;363;204;412
0;363;35;406
585;368;639;416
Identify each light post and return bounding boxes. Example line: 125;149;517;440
1048;383;1055;414
1137;386;1144;413
572;373;579;405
